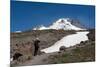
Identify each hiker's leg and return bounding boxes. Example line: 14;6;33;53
34;47;36;56
34;47;38;56
35;48;38;56
34;50;36;56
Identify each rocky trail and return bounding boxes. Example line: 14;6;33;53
18;53;56;66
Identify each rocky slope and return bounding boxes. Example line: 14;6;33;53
10;30;76;65
11;29;95;66
11;30;76;49
47;29;95;64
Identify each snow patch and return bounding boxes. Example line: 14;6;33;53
41;31;89;53
15;31;22;33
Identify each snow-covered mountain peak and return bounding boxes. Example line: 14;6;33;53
55;18;69;23
33;25;48;30
53;18;72;25
33;18;85;30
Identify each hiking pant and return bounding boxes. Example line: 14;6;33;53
34;47;39;56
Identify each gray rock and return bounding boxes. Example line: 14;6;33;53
59;46;67;51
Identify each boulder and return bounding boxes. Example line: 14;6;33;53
59;46;67;51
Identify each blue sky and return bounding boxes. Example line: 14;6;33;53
11;1;95;32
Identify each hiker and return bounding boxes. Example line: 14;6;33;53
33;38;40;56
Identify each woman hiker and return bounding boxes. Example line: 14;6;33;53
33;38;40;56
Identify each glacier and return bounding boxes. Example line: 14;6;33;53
41;31;89;53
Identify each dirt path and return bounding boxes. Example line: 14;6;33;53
19;53;55;66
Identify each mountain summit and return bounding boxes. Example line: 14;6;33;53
33;18;85;30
